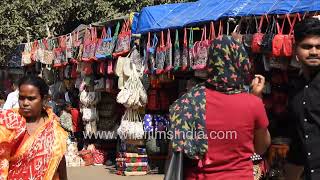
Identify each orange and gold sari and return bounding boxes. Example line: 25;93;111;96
0;108;67;180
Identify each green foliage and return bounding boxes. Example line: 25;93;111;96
0;0;192;66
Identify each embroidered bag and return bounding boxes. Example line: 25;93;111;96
283;14;300;57
188;27;194;70
21;42;32;66
53;38;64;68
105;23;120;59
82;28;97;62
193;25;210;70
272;16;286;57
147;33;158;74
71;31;81;63
156;31;166;75
66;33;73;59
95;27;108;60
252;15;265;53
36;40;45;63
43;39;54;65
181;28;189;71
113;20;131;57
173;29;181;71
164;29;173;72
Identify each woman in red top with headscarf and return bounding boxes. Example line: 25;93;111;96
168;35;271;180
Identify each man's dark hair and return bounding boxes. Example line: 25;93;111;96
18;75;49;99
294;17;320;44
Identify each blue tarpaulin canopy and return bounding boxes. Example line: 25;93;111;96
136;0;320;33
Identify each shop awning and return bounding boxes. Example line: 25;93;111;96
136;0;320;33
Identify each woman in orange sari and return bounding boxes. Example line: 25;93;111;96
0;75;68;180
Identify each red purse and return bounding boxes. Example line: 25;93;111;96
252;15;265;53
147;89;160;111
113;20;131;58
272;17;286;57
83;62;93;75
283;14;300;57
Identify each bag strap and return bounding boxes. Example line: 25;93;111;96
101;27;107;39
218;20;223;36
107;27;112;38
160;31;165;47
256;15;264;33
114;22;120;37
189;27;193;47
276;16;286;35
152;33;158;48
91;27;97;41
201;25;207;41
175;29;179;47
84;29;91;44
209;21;216;40
147;32;151;48
167;29;171;46
184;28;187;47
287;14;298;35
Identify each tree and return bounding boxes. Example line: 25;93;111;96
0;0;193;66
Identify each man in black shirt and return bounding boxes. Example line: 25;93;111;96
284;17;320;180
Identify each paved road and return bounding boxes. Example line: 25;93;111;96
67;166;164;180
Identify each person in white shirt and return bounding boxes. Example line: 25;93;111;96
3;81;19;110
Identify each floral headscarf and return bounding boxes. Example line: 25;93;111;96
169;35;251;160
206;35;251;94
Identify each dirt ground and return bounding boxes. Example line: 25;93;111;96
67;166;164;180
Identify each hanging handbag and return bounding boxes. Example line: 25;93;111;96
98;61;106;75
43;39;54;65
188;27;194;70
117;109;144;140
252;15;265;53
147;89;160;111
30;40;38;62
83;62;93;75
181;28;189;71
53;36;67;68
261;16;276;55
283;14;299;57
193;25;210;70
147;33;158;74
21;42;32;66
156;31;166;75
36;39;45;63
164;29;173;72
66;33;73;60
113;20;131;58
173;29;181;71
71;31;81;63
94;78;105;92
70;63;78;79
164;151;184;180
95;27;108;60
82;28;97;62
130;45;143;74
42;66;54;85
105;23;120;59
272;16;286;57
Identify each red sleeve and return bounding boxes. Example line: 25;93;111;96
252;97;269;129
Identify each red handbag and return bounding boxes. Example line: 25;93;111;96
98;61;106;75
252;15;265;53
83;62;93;75
147;89;160;111
272;17;286;57
71;63;78;79
113;20;131;58
156;31;166;75
283;14;300;57
82;28;97;62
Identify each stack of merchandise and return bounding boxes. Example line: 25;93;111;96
116;141;149;176
65;142;85;167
